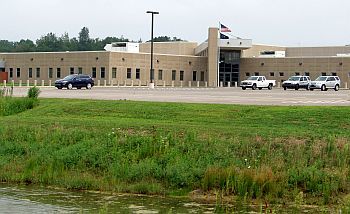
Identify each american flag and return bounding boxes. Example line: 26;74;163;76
220;23;231;32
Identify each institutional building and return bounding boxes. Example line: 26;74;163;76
1;27;350;87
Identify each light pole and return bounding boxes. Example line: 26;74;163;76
146;10;159;89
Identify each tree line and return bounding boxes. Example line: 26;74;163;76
0;27;183;53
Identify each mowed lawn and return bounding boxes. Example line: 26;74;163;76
1;98;350;206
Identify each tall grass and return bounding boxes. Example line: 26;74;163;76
0;99;349;205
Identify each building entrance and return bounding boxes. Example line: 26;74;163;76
219;50;241;87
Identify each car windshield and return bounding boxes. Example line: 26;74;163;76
247;76;258;80
315;76;327;81
288;76;300;81
63;75;76;80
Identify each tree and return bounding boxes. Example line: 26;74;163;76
36;33;60;52
150;36;184;42
78;27;91;51
0;40;15;52
14;39;36;52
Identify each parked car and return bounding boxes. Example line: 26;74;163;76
282;76;311;90
309;76;341;91
55;74;94;89
240;76;276;90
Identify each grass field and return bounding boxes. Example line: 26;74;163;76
0;98;350;207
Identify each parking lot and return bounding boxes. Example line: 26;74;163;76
11;86;350;106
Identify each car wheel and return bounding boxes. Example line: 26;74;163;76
56;87;62;89
295;84;299;90
283;87;287;90
86;83;92;89
334;84;339;91
242;87;246;90
252;84;257;90
321;85;326;91
67;83;73;90
268;84;273;90
310;88;314;91
258;87;262;90
306;84;310;90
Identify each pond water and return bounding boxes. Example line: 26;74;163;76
0;183;332;213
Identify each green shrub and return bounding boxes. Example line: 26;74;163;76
0;97;37;116
27;86;40;99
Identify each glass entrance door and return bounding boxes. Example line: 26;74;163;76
219;51;241;87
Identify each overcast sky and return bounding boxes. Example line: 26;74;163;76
2;0;349;47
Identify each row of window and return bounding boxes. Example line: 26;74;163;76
7;67;206;81
246;72;340;77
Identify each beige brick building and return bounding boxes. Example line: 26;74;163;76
1;27;349;88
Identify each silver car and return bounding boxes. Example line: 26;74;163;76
282;76;311;90
310;76;341;91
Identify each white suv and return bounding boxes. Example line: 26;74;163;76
282;76;311;90
310;76;341;91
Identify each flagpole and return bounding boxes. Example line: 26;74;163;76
217;22;221;87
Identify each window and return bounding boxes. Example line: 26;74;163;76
270;72;275;77
304;72;310;76
16;68;21;78
200;71;204;81
279;72;284;77
101;67;106;78
254;72;259;76
9;68;13;78
348;72;350;78
245;72;250;77
78;67;83;74
192;71;197;81
127;68;132;79
48;68;53;78
112;67;117;78
36;68;40;78
92;67;97;78
70;67;74;74
180;70;184;81
321;72;327;76
332;72;337;76
28;68;32;78
158;70;163;80
57;68;61;78
172;70;176;81
136;68;140;79
295;72;300;76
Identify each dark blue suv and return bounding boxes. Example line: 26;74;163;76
55;74;94;90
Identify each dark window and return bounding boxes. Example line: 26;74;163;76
136;68;140;79
28;68;32;78
78;67;83;74
158;70;163;80
192;71;197;81
304;72;310;76
245;72;250;77
101;67;106;78
127;68;132;79
200;71;204;81
92;67;97;78
70;67;74;74
180;70;184;81
332;72;337;76
36;68;40;78
9;68;13;78
48;68;53;78
112;67;117;78
270;72;274;77
172;70;176;81
56;68;61;78
295;72;300;76
254;72;259;76
321;72;327;76
16;68;21;78
279;72;284;77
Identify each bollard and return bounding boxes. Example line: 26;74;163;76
117;80;120;87
196;81;199;87
180;81;183;88
345;82;348;89
131;80;134;87
110;80;114;86
235;82;238;88
138;80;141;87
41;80;45;86
34;80;37;86
97;80;101;86
205;81;208;87
3;80;6;87
163;81;166;87
27;80;30;87
19;80;22;87
49;80;52;87
220;81;223;87
188;81;192;87
124;80;127;87
277;82;281;88
227;82;231;88
171;81;174;87
11;80;15;86
104;80;107;87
